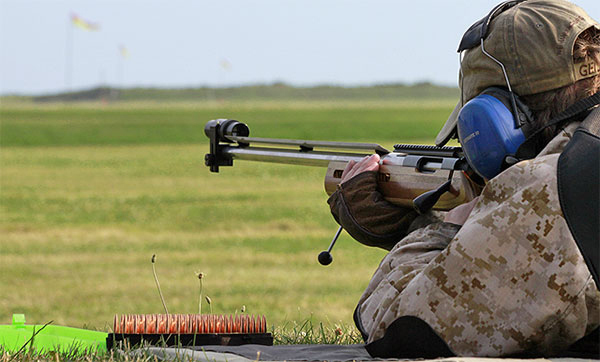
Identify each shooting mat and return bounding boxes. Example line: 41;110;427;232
131;345;594;362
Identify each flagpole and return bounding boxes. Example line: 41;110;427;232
65;13;100;91
112;50;123;101
118;52;124;87
65;15;73;90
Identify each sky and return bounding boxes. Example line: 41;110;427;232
1;0;598;95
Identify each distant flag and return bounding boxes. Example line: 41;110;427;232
71;13;100;31
119;45;130;59
219;58;232;71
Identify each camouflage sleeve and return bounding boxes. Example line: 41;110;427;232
357;221;461;319
356;149;600;356
327;171;444;251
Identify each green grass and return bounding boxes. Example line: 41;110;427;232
0;101;450;147
0;100;454;350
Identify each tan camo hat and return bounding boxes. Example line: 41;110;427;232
436;0;600;147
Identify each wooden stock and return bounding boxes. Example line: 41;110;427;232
324;161;480;211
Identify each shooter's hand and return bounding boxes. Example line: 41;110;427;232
341;154;380;184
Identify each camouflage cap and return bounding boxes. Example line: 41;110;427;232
436;0;599;147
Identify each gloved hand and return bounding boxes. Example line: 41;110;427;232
328;155;442;251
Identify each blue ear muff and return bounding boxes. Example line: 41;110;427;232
457;92;527;180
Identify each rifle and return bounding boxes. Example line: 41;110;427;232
204;119;482;264
204;119;481;213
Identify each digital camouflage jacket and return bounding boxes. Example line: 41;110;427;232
352;121;599;357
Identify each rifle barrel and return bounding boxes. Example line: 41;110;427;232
219;145;371;167
218;145;467;172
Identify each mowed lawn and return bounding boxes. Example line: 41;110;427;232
0;101;454;332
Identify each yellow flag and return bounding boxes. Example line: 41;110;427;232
219;59;232;71
119;45;129;58
71;13;100;31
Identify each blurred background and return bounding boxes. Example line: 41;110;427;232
0;0;598;338
2;0;595;95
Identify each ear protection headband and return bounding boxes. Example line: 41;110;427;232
455;0;533;180
454;1;599;180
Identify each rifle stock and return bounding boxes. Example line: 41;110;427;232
205;119;482;212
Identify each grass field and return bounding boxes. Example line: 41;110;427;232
0;99;455;338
